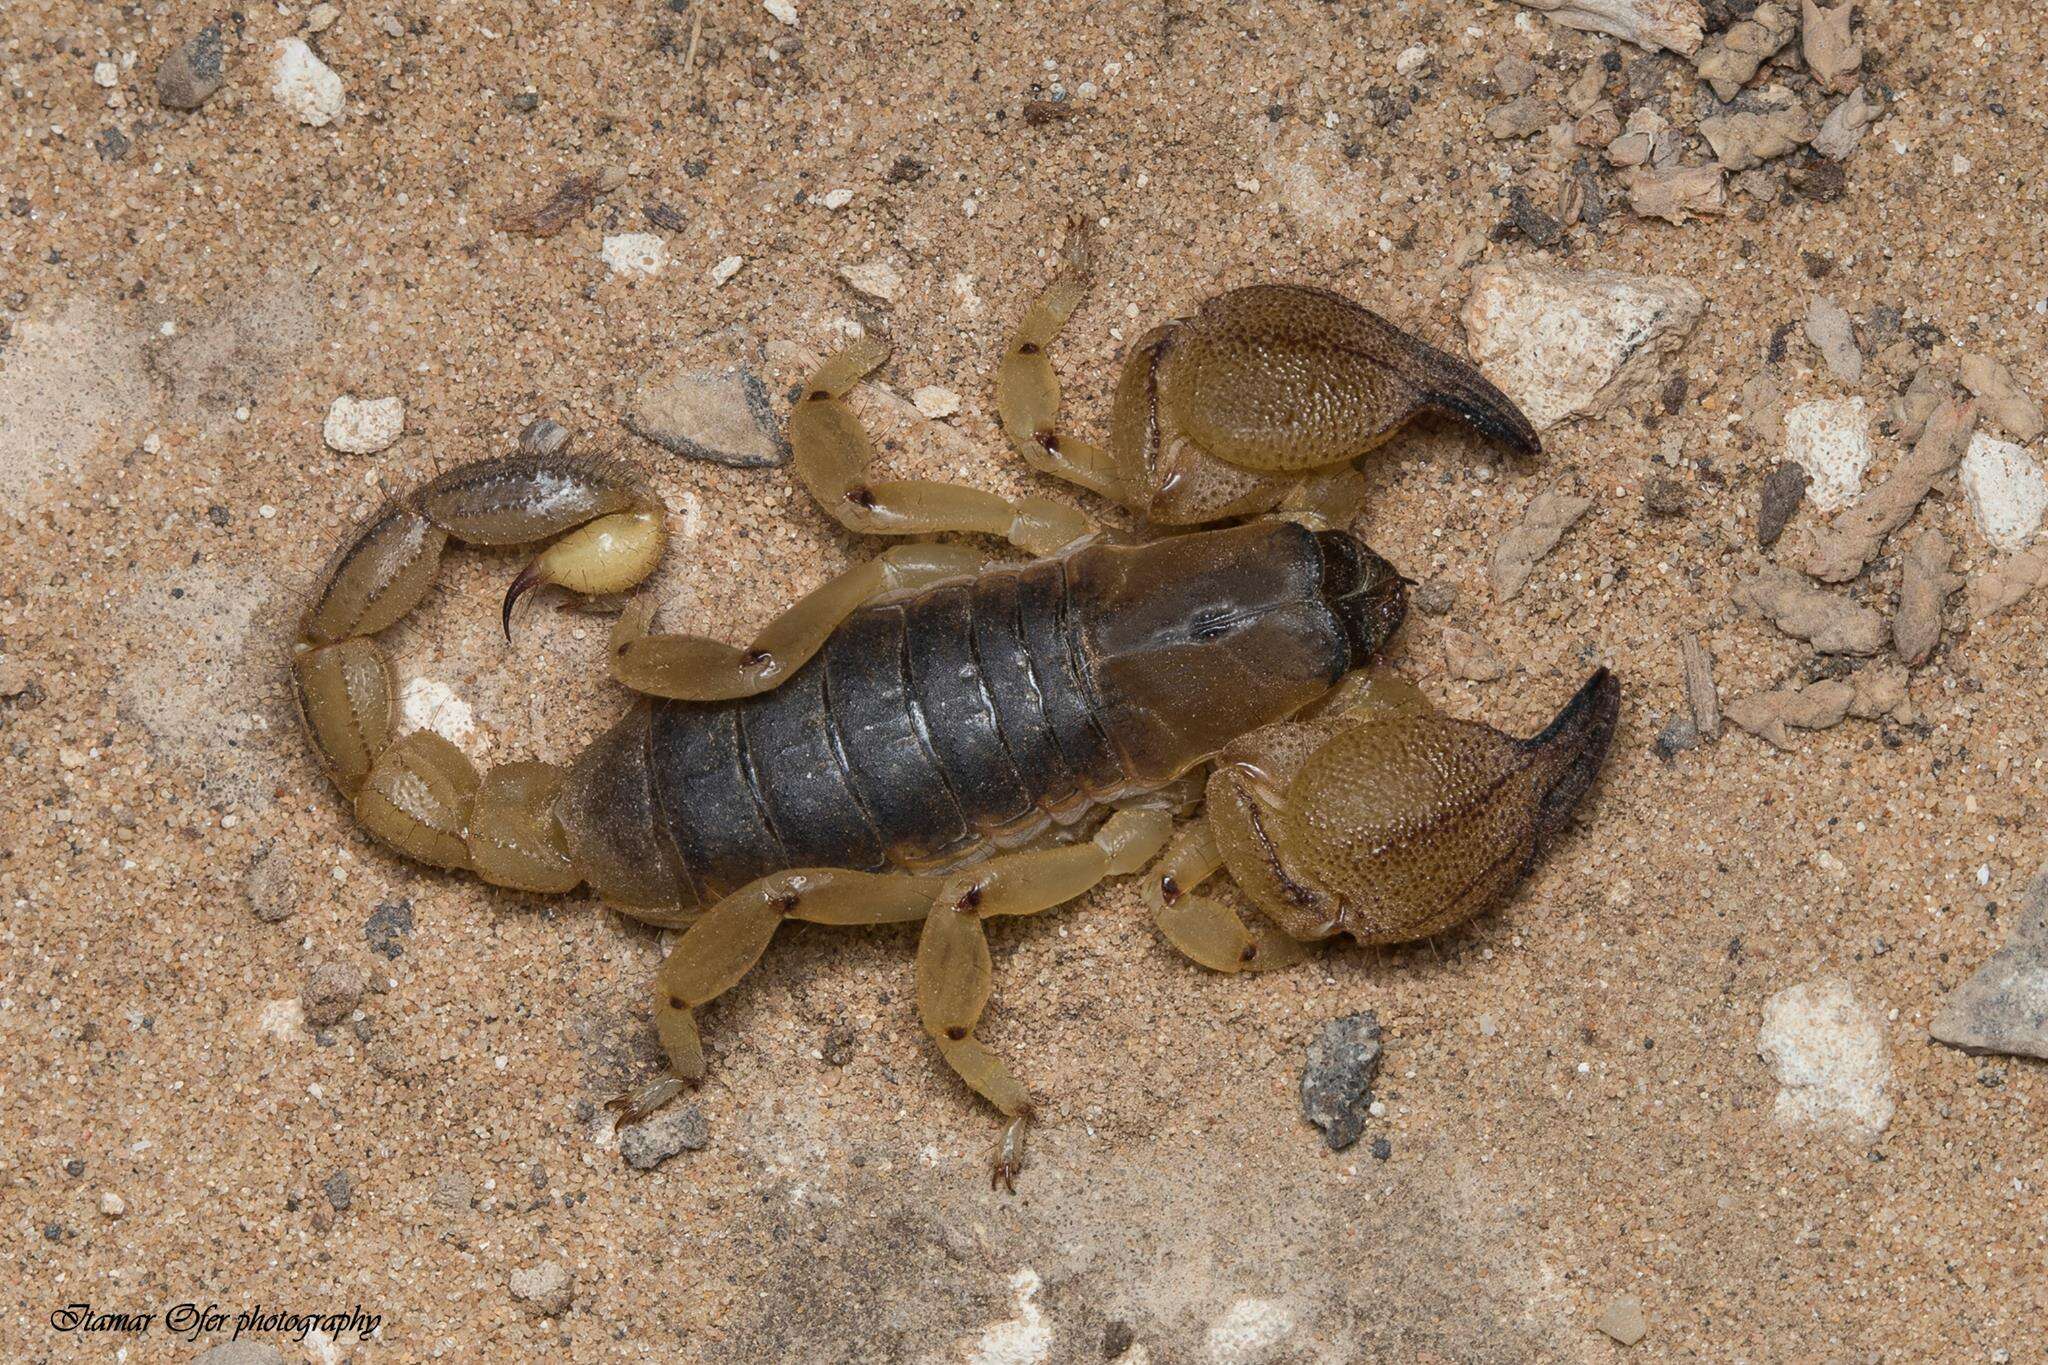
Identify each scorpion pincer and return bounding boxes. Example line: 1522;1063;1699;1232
292;226;1618;1188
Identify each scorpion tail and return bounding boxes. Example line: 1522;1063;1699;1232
292;447;669;896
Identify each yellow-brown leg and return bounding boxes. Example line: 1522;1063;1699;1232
1140;819;1311;974
791;339;1092;555
915;809;1171;1189
610;866;948;1124
994;221;1135;506
608;542;984;701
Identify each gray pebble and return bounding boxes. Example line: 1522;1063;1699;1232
244;844;300;922
509;1260;574;1317
619;1104;709;1169
1300;1012;1383;1151
626;366;788;467
1643;475;1689;518
321;1170;353;1212
1757;461;1808;547
1653;717;1700;760
1412;578;1458;616
363;898;414;959
157;26;225;110
821;1026;857;1067
518;417;571;458
301;961;365;1026
1931;868;2048;1061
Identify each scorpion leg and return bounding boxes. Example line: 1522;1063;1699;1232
995;221;1134;506
613;867;947;1124
609;542;984;700
294;453;669;889
1141;816;1311;974
917;809;1171;1190
790;338;1094;556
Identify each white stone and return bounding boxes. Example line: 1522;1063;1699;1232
1394;44;1432;76
600;232;668;277
911;385;961;419
399;677;477;747
99;1191;126;1217
306;2;341;32
1511;0;1705;55
818;188;854;210
1757;977;1894;1143
93;60;119;88
254;997;305;1042
1461;265;1704;430
270;38;346;127
1205;1299;1296;1365
322;395;405;454
763;0;799;23
966;1268;1053;1365
838;259;903;304
709;255;745;287
1782;397;1870;512
1959;432;2048;552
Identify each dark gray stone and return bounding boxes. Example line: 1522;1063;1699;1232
157;26;225;110
363;898;415;959
1301;1012;1383;1151
1757;461;1808;547
322;1170;353;1211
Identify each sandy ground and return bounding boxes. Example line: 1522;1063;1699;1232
4;0;2046;1360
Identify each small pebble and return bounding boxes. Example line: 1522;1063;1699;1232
306;3;341;32
99;1191;126;1218
518;418;571;457
323;395;405;454
1596;1295;1647;1347
1642;475;1689;518
321;1169;354;1212
619;1104;709;1170
627;365;787;467
709;255;745;287
1757;461;1808;547
1412;578;1457;616
270;38;346;127
93;61;119;88
763;0;799;24
1300;1012;1383;1151
818;188;854;211
301;961;365;1027
911;385;961;420
601;233;668;277
509;1260;574;1317
838;259;903;305
156;26;225;109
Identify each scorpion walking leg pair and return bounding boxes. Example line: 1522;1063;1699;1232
620;809;1170;1188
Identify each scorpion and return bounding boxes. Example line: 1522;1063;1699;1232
292;230;1619;1187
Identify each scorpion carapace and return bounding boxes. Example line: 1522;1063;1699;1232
292;225;1618;1187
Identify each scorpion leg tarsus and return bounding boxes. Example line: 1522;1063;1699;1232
996;218;1133;506
790;335;1095;556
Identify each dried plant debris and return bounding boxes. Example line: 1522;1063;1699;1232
1626;164;1727;222
1812;85;1880;160
1890;366;1950;444
1757;461;1809;547
1682;632;1720;740
1725;664;1911;749
1796;399;1975;583
1930;868;2048;1062
1802;0;1863;92
1513;0;1706;55
1802;296;1862;384
1959;354;2045;443
1491;491;1594;600
1894;530;1960;666
1737;565;1884;654
496;169;623;237
1968;542;2048;622
1702;94;1814;172
1694;2;1798;99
